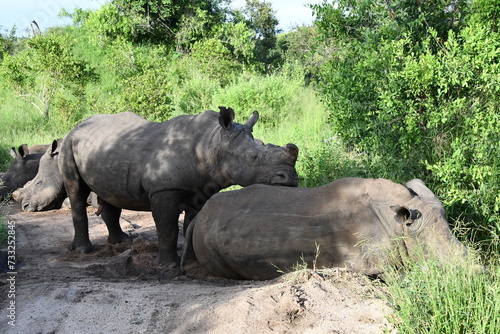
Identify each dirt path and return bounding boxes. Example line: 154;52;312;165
0;202;396;333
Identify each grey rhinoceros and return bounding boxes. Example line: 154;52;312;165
182;177;467;280
59;107;299;267
0;144;49;199
12;139;67;212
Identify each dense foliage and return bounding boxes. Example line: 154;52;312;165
1;0;499;248
313;0;500;244
1;2;500;332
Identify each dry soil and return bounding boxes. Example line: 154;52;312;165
0;202;396;333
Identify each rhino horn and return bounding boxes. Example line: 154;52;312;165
244;111;259;130
9;147;17;159
405;179;439;201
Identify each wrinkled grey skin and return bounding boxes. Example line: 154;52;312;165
182;177;467;280
0;144;49;199
12;139;66;212
59;107;299;267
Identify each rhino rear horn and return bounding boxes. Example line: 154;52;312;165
218;106;235;129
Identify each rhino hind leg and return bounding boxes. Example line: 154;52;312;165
100;203;131;244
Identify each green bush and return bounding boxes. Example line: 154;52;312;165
172;74;220;115
213;70;303;126
314;0;500;244
0;33;94;120
189;38;245;87
109;45;175;121
112;68;174;122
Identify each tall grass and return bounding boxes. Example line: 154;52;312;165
384;256;500;334
0;91;72;170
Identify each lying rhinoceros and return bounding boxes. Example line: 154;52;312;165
12;139;67;212
0;144;49;199
59;107;299;268
182;177;467;280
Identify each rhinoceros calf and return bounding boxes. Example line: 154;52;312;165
59;107;299;268
0;144;49;199
12;139;67;212
182;177;467;280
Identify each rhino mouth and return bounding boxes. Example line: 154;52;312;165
270;171;299;187
21;200;52;212
21;201;38;212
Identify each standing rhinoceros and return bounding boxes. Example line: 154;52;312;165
59;107;299;268
182;177;467;280
0;144;49;199
12;139;67;212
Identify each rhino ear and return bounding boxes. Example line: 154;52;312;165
18;144;29;158
391;205;421;226
244;111;259;130
50;139;62;156
218;106;235;129
285;143;299;163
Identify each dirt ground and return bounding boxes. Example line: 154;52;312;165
0;201;396;334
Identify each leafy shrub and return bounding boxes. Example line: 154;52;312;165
314;0;500;244
213;71;303;126
112;68;174;122
188;38;244;87
173;74;220;115
110;45;175;121
0;33;94;119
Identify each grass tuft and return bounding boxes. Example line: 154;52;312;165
384;254;500;334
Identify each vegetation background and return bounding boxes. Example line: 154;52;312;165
1;0;499;332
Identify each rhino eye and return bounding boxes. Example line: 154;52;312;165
249;153;259;162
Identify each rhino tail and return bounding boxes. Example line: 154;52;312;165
180;218;196;275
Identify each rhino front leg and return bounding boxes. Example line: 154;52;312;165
100;202;132;244
67;184;93;253
151;191;183;268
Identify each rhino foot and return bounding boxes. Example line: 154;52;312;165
107;232;132;245
153;254;180;270
69;241;93;254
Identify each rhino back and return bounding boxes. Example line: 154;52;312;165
193;178;414;279
193;183;346;279
61;111;218;209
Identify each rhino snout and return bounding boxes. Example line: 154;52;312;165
12;189;22;201
270;171;299;187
